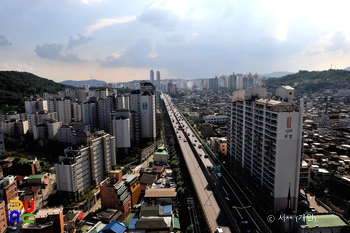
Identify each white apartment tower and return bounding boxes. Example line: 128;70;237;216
55;131;116;201
112;110;131;149
25;98;48;114
140;91;156;140
71;102;82;122
227;86;303;212
56;99;72;124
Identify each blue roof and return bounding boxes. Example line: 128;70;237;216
163;205;171;214
128;218;140;229
101;221;127;233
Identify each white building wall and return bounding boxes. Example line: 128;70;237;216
71;103;82;122
56;99;72;125
113;119;131;148
274;110;303;211
55;148;91;194
47;121;62;140
140;94;156;139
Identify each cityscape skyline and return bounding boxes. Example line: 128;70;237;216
1;0;350;83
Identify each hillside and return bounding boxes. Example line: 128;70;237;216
0;71;73;106
260;71;294;78
61;79;107;87
264;69;350;91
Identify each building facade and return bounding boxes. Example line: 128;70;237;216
227;86;303;212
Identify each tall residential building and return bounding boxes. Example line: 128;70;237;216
129;90;141;145
0;129;5;158
228;73;237;91
150;70;154;84
56;98;72;125
24;98;48;114
82;100;97;132
71;102;83;122
168;81;177;94
156;71;160;87
140;91;156;141
55;131;116;200
98;98;108;132
227;86;303;212
112;110;131;154
209;76;219;93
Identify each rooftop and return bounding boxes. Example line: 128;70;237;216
35;206;63;218
297;214;348;228
144;188;177;198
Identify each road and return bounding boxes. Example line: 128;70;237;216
163;93;234;233
164;93;273;233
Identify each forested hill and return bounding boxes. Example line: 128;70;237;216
265;69;350;91
0;71;73;106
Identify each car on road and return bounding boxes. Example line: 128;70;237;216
184;139;187;142
204;154;209;158
207;166;212;170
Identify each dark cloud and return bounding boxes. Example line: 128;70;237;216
99;39;154;67
0;35;12;46
165;34;185;44
137;5;179;30
68;34;92;49
34;43;86;62
327;31;348;53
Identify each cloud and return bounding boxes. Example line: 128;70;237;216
34;43;86;62
99;39;154;67
327;31;349;53
34;43;63;60
0;35;12;46
68;34;92;49
165;34;185;44
98;53;127;67
85;16;137;35
137;5;180;30
81;0;104;4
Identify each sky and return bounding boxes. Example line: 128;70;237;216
1;0;350;83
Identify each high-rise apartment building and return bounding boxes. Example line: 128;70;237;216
140;91;156;141
112;110;131;154
150;70;154;84
209;76;219;93
227;86;303;212
0;129;5;158
24;98;48;114
156;71;160;87
82;100;97;132
55;131;116;201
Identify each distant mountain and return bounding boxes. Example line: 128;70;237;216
260;71;295;78
61;79;107;87
345;66;350;71
0;71;74;106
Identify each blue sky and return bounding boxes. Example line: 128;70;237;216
1;0;350;83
